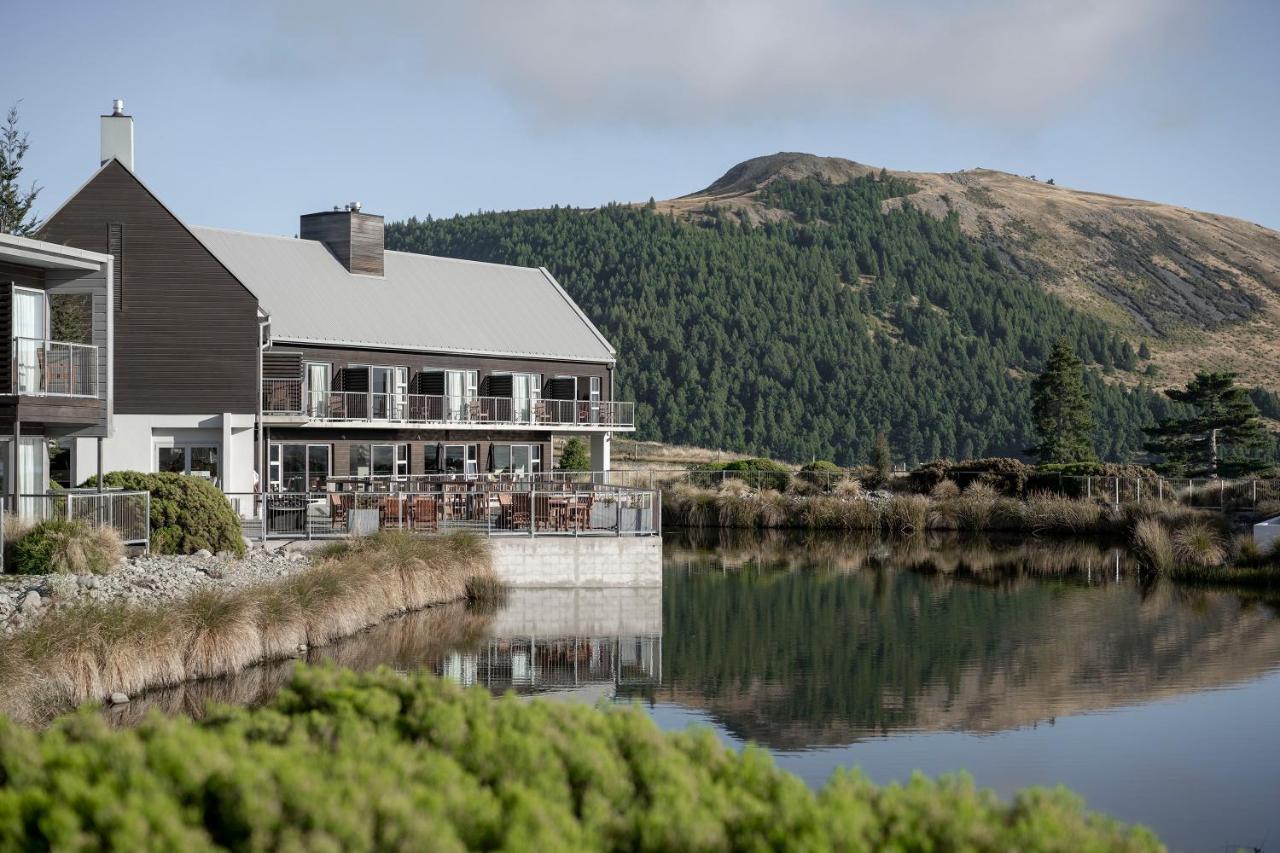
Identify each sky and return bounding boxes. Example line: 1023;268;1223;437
7;0;1280;235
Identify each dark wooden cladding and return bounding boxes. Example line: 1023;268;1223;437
0;262;44;291
38;161;259;415
277;343;611;403
299;210;384;277
263;350;303;380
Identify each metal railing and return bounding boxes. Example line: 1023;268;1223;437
6;490;150;549
227;482;659;540
262;379;634;428
12;337;99;397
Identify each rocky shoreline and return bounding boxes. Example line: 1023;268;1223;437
0;546;315;637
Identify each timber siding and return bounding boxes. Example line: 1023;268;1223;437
38;161;259;415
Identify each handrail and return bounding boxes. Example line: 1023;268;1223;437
12;337;100;397
262;379;635;428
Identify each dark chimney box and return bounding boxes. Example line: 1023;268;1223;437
299;208;385;276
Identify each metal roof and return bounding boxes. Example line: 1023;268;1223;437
190;226;615;363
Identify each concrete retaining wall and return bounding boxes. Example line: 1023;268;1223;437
491;587;661;636
489;536;662;587
1254;516;1280;552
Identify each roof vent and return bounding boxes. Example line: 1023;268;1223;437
346;202;362;213
111;99;125;116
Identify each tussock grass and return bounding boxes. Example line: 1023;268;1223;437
0;531;500;721
1132;519;1175;574
1172;521;1228;569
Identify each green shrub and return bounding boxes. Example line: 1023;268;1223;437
908;457;1036;497
557;437;590;471
9;518;123;575
799;460;843;490
692;457;791;491
0;666;1162;851
80;471;244;557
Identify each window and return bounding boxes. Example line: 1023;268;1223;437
305;362;331;417
589;376;601;424
445;369;478;421
269;444;330;492
350;443;407;478
13;287;47;395
509;373;541;423
352;365;409;419
156;445;220;485
443;443;478;478
491;444;542;475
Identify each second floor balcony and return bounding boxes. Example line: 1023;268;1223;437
11;337;100;398
262;379;635;430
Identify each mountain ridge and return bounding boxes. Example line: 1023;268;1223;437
660;152;1280;390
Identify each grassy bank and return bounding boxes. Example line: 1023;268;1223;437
0;531;500;724
0;665;1161;851
662;481;1226;537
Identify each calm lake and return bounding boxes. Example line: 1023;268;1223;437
114;531;1280;851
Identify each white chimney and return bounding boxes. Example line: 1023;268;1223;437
100;99;134;171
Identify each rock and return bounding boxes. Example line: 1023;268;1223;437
287;551;307;563
202;565;224;580
216;550;235;560
194;548;213;559
20;591;41;613
109;692;130;705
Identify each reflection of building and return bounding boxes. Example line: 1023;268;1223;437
438;635;663;702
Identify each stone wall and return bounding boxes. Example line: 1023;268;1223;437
488;536;662;587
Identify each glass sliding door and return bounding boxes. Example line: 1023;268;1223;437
13;288;47;394
510;373;540;423
444;370;477;421
16;436;46;518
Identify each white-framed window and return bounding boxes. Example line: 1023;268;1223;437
351;364;409;419
350;443;408;478
589;376;601;424
494;371;541;423
491;443;543;475
155;443;220;485
269;443;331;492
440;443;478;478
444;369;478;421
304;362;331;417
13;286;48;395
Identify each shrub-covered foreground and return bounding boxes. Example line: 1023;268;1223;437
80;471;245;556
0;666;1162;851
0;532;499;723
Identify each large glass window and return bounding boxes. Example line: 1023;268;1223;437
350;443;407;479
491;444;543;475
442;444;478;478
157;445;221;485
445;369;478;421
508;372;541;423
305;362;331;417
270;444;331;492
350;444;370;478
371;444;396;477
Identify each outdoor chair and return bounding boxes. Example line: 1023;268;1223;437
410;495;438;531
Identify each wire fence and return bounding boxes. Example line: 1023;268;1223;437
0;490;150;571
638;467;1280;511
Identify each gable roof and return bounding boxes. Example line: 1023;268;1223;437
191;226;616;363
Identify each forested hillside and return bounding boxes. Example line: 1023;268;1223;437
388;172;1176;465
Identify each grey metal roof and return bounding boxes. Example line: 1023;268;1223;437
190;226;615;363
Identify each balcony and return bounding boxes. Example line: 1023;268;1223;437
262;379;635;430
11;337;100;398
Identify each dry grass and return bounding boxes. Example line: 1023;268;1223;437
1133;519;1175;574
1172;521;1228;569
0;531;499;721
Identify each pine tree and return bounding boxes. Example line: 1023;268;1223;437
1144;372;1273;477
557;437;590;471
1028;339;1096;464
870;431;892;486
1138;341;1151;360
0;103;41;236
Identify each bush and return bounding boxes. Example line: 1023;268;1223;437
9;519;123;575
80;471;244;557
1172;521;1228;569
692;457;791;491
798;460;843;491
908;457;1036;497
0;666;1162;851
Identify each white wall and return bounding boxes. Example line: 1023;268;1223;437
488;536;661;587
71;413;256;503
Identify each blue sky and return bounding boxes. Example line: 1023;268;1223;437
8;0;1280;235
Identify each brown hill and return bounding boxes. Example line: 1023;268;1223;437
657;153;1280;389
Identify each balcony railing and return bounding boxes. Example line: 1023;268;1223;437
262;379;635;428
12;337;100;397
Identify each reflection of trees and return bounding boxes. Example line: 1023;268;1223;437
660;536;1280;750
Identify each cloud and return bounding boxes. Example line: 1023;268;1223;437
261;0;1199;125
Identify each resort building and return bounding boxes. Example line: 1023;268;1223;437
30;102;634;521
0;233;113;505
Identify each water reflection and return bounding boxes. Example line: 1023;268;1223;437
660;531;1280;748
